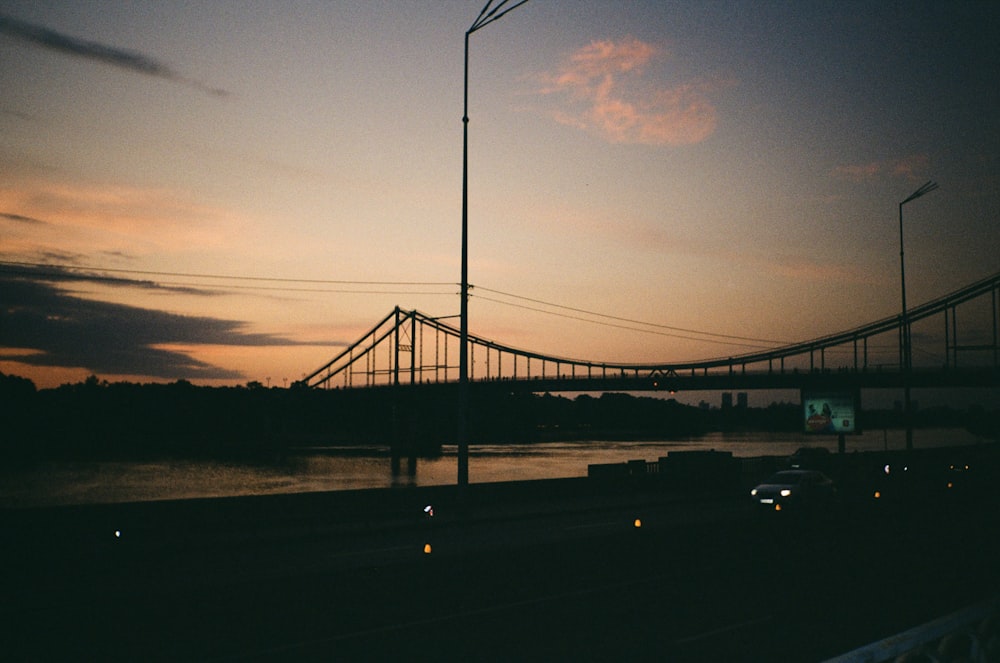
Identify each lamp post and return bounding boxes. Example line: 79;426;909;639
898;180;938;451
458;0;530;490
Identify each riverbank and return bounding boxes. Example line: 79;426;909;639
3;442;999;662
1;428;991;509
4;440;995;546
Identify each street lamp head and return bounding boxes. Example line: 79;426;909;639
469;0;530;34
901;180;939;206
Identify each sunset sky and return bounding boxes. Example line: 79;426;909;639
2;1;998;389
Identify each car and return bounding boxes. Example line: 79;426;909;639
750;469;836;511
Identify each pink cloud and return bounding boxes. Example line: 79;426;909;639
889;154;931;179
831;162;882;182
537;37;724;146
832;154;931;182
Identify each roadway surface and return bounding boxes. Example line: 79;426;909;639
3;466;999;662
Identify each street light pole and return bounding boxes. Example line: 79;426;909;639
458;0;530;490
898;180;938;452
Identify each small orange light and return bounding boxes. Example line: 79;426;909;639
423;543;432;554
947;482;954;489
873;491;881;499
633;518;642;528
774;504;782;511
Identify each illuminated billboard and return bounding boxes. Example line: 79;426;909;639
802;391;859;435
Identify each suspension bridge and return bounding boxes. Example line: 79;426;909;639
301;271;1000;395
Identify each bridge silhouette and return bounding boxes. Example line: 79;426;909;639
302;271;999;395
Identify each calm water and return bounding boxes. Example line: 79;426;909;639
1;428;990;509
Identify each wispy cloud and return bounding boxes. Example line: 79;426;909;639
763;255;873;285
1;108;34;121
0;178;240;254
0;261;221;296
832;154;931;182
0;266;312;381
536;37;729;146
0;13;228;97
1;211;45;224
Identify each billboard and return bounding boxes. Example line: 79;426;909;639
802;391;859;435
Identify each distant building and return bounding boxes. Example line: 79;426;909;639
722;392;733;409
737;392;748;409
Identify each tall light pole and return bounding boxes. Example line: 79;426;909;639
898;180;938;451
459;0;530;489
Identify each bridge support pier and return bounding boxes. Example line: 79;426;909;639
390;452;418;479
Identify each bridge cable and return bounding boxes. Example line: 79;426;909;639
473;286;791;347
473;294;777;350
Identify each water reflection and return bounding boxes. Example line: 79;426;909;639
0;428;988;508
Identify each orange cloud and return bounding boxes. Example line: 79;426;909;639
537;37;723;146
889;154;931;179
0;177;239;257
832;154;931;182
830;162;882;182
765;256;872;285
542;37;657;93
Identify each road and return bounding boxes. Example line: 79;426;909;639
2;472;999;661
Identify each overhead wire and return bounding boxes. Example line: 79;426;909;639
0;259;455;294
153;281;455;296
0;259;453;286
472;293;774;350
473;285;791;347
1;258;833;350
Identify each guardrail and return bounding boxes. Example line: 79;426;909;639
823;596;1000;663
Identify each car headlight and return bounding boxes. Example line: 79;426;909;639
750;488;758;496
780;489;792;497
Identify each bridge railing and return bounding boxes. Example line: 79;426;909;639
302;272;1000;390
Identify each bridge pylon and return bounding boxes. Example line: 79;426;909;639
299;271;1000;393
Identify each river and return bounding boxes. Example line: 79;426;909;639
1;428;990;508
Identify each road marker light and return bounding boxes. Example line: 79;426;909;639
423;543;432;554
874;491;881;499
633;518;642;528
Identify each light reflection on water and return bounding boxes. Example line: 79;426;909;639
1;428;988;508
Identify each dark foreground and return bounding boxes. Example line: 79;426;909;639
2;449;999;662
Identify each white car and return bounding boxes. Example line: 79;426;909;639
750;470;836;511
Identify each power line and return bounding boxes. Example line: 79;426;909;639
473;285;791;346
158;280;455;296
1;258;797;347
472;294;774;350
0;260;454;288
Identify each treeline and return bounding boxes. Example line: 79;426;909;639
1;372;995;460
2;374;335;460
